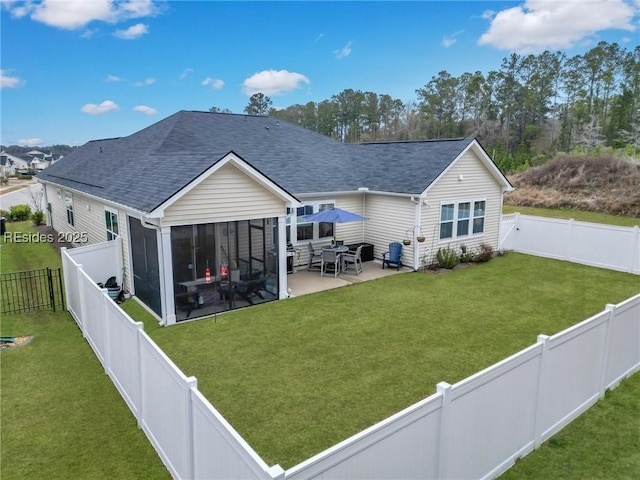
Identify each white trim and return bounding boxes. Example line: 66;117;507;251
290;199;337;245
104;207;119;241
38;178;150;219
438;198;487;243
64;190;74;226
146;152;300;219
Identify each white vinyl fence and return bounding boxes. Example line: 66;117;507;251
500;213;640;274
62;241;640;480
61;243;285;480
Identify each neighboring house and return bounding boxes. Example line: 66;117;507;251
0;153;15;177
26;149;62;170
0;151;31;175
37;110;512;325
0;149;61;175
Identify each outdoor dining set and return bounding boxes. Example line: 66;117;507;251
307;242;364;277
302;207;403;277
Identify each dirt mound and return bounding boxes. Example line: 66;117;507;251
505;154;640;217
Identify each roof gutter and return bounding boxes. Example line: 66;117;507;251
296;189;423;199
37;177;151;219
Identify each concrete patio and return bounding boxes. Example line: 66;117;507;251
286;260;410;297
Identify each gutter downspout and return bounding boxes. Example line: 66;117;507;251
139;216;171;326
410;196;422;271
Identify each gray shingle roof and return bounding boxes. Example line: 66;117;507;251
37;110;480;213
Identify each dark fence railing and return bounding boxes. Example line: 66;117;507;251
0;267;65;314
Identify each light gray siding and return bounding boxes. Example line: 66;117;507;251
44;183;131;289
162;163;286;227
45;184;107;245
422;149;504;258
363;194;416;267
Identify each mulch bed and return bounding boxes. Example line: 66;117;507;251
34;224;74;255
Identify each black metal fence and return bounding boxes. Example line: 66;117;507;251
0;267;65;314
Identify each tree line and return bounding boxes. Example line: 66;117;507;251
231;41;639;173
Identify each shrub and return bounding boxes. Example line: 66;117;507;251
0;176;8;185
9;204;32;221
0;209;10;219
460;252;474;263
473;243;493;263
436;247;460;269
31;210;45;226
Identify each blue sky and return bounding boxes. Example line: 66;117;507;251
2;0;639;146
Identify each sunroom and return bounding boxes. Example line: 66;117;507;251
142;153;300;325
170;218;280;322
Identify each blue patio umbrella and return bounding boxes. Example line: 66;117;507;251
304;207;368;223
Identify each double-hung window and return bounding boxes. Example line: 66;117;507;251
64;191;74;226
105;208;119;240
289;201;335;243
440;200;486;240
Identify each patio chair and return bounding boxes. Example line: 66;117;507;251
236;270;266;305
321;248;341;278
341;245;363;275
382;242;403;270
307;242;322;271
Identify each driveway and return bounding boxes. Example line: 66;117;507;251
0;179;43;211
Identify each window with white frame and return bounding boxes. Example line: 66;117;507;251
105;208;119;240
64;191;74;226
440;200;486;240
287;201;335;243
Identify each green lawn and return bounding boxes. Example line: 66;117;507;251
146;254;640;469
0;221;170;480
3;220;639;477
503;204;640;227
500;372;640;480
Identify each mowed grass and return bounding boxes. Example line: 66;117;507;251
503;204;640;227
500;372;640;480
0;222;170;480
147;253;640;469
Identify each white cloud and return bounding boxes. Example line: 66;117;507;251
0;69;25;89
133;78;155;87
113;22;148;39
334;41;352;59
17;138;44;146
242;69;311;96
133;105;157;115
4;0;161;31
105;74;123;82
81;100;119;115
179;68;194;80
442;30;464;48
201;77;224;90
479;0;638;53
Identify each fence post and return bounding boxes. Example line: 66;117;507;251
565;218;575;262
268;465;285;479
46;267;55;311
135;325;145;428
185;377;198;480
436;381;452;480
630;226;640;274
76;263;86;335
598;304;617;398
533;334;550;449
60;248;72;313
57;267;65;311
101;288;111;375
